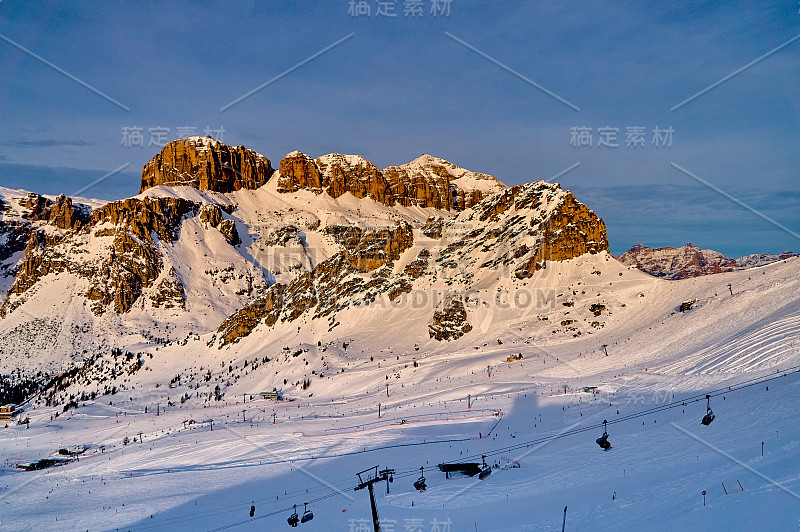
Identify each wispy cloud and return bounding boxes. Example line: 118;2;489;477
0;139;92;148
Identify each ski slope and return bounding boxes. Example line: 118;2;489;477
0;257;799;531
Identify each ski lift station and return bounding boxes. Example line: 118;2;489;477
0;404;19;419
259;390;284;401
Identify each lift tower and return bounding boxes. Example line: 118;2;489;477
355;466;392;532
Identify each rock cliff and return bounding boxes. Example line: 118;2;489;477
140;137;273;193
0;141;612;356
276;151;505;210
217;180;608;345
140;139;505;213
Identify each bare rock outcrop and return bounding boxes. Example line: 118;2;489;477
275;151;506;211
140;137;273;193
316;153;391;204
86;197;199;314
276;151;322;193
199;204;240;245
150;267;186;309
217;221;415;344
17;193;89;231
513;186;609;278
428;295;472;341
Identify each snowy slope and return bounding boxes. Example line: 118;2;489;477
0;152;798;532
0;174;449;374
0;257;798;531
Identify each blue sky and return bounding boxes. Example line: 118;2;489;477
0;1;798;257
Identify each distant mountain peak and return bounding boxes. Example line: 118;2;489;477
617;243;796;279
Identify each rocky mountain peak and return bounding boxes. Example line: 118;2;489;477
276;150;506;211
138;139;506;213
735;250;796;269
617;243;737;279
618;243;796;279
140;137;273;194
0;140;615;365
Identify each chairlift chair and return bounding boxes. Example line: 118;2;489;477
478;455;492;480
287;505;299;527
301;502;314;523
701;395;715;426
596;420;611;450
414;466;427;491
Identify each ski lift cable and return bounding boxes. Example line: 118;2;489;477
460;365;800;462
134;432;473;527
140;365;800;531
132;490;340;532
142;458;429;531
205;492;338;532
131;461;425;531
188;365;800;529
474;366;800;460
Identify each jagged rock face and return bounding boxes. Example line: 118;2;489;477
1;196;201;317
90;197;198;244
428;294;472;340
218;221;416;344
48;195;90;230
323;223;414;272
198;203;223;227
403;249;430;279
218;285;283;345
199;204;240;246
0;195;92;316
276;151;322;193
617;243;737;280
85;231;164;315
422;217;444;239
150;267;186;309
316;154;391;204
18;193;51;219
218;181;607;345
512;188;609;278
385;154;506;210
382;162;451;209
16;193;89;231
87;197;199;314
430;182;608;283
139;138;503;211
275;151;506;211
140;137;273;194
5;230;66;301
217;220;240;246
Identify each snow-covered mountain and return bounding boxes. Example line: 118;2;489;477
2;213;799;531
735;250;796;269
3;138;800;531
0;138;604;375
617;243;795;280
